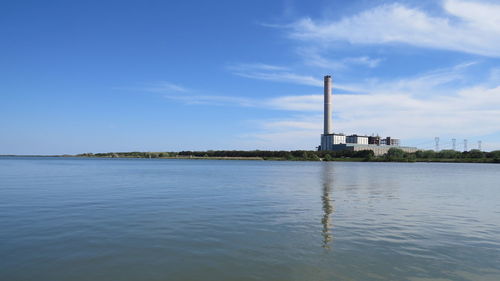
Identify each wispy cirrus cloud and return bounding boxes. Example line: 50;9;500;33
362;61;478;96
142;81;188;93
124;80;254;107
227;63;290;72
265;95;322;111
228;62;322;86
287;0;500;57
296;47;382;69
163;94;254;107
235;71;324;87
114;81;189;94
229;60;477;100
227;62;362;92
344;56;382;68
238;113;324;150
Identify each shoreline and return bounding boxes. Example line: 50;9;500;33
2;154;499;164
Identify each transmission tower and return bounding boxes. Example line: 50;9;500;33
464;139;468;152
452;138;457;151
478;140;482;151
435;137;440;151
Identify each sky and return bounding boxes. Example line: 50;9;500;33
2;0;500;154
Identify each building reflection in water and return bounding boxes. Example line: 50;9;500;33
321;162;334;249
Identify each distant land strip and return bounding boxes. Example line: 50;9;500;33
67;149;500;163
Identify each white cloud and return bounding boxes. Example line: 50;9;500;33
137;62;500;150
252;84;500;144
244;62;500;148
128;80;254;107
234;70;323;87
288;0;500;57
228;62;363;92
228;1;500;149
295;47;345;69
367;61;477;96
261;115;322;130
344;56;382;68
228;62;323;87
153;71;500;149
444;0;500;29
265;95;322;111
143;81;188;93
227;63;290;72
296;47;382;69
241;114;323;150
239;126;321;150
163;94;254;107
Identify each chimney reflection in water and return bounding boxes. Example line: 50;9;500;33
321;163;334;249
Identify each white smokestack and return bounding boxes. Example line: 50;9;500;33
324;75;332;135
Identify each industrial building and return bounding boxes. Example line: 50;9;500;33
346;135;369;145
319;75;416;156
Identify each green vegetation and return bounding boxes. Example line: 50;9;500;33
76;149;500;163
77;150;375;161
413;149;500;163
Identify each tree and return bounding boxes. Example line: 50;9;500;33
356;150;375;160
387;148;405;159
323;154;333;161
310;153;321;161
488;150;500;158
416;150;436;159
468;149;485;159
438;150;461;159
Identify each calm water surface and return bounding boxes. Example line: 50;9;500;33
1;157;500;280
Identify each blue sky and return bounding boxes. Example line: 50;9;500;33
2;0;500;154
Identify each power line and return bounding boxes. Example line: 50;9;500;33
439;140;453;150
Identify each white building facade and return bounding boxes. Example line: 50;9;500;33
346;135;369;145
320;134;346;151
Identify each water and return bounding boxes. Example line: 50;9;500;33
1;157;500;281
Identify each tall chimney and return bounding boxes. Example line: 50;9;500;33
324;75;332;135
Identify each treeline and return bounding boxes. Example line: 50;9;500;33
177;149;376;160
77;150;377;161
76;148;500;163
377;148;500;163
78;152;178;158
414;149;500;162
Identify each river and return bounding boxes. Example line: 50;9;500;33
1;157;499;280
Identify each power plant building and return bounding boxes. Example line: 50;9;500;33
346;135;369;145
320;134;346;149
319;75;416;156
